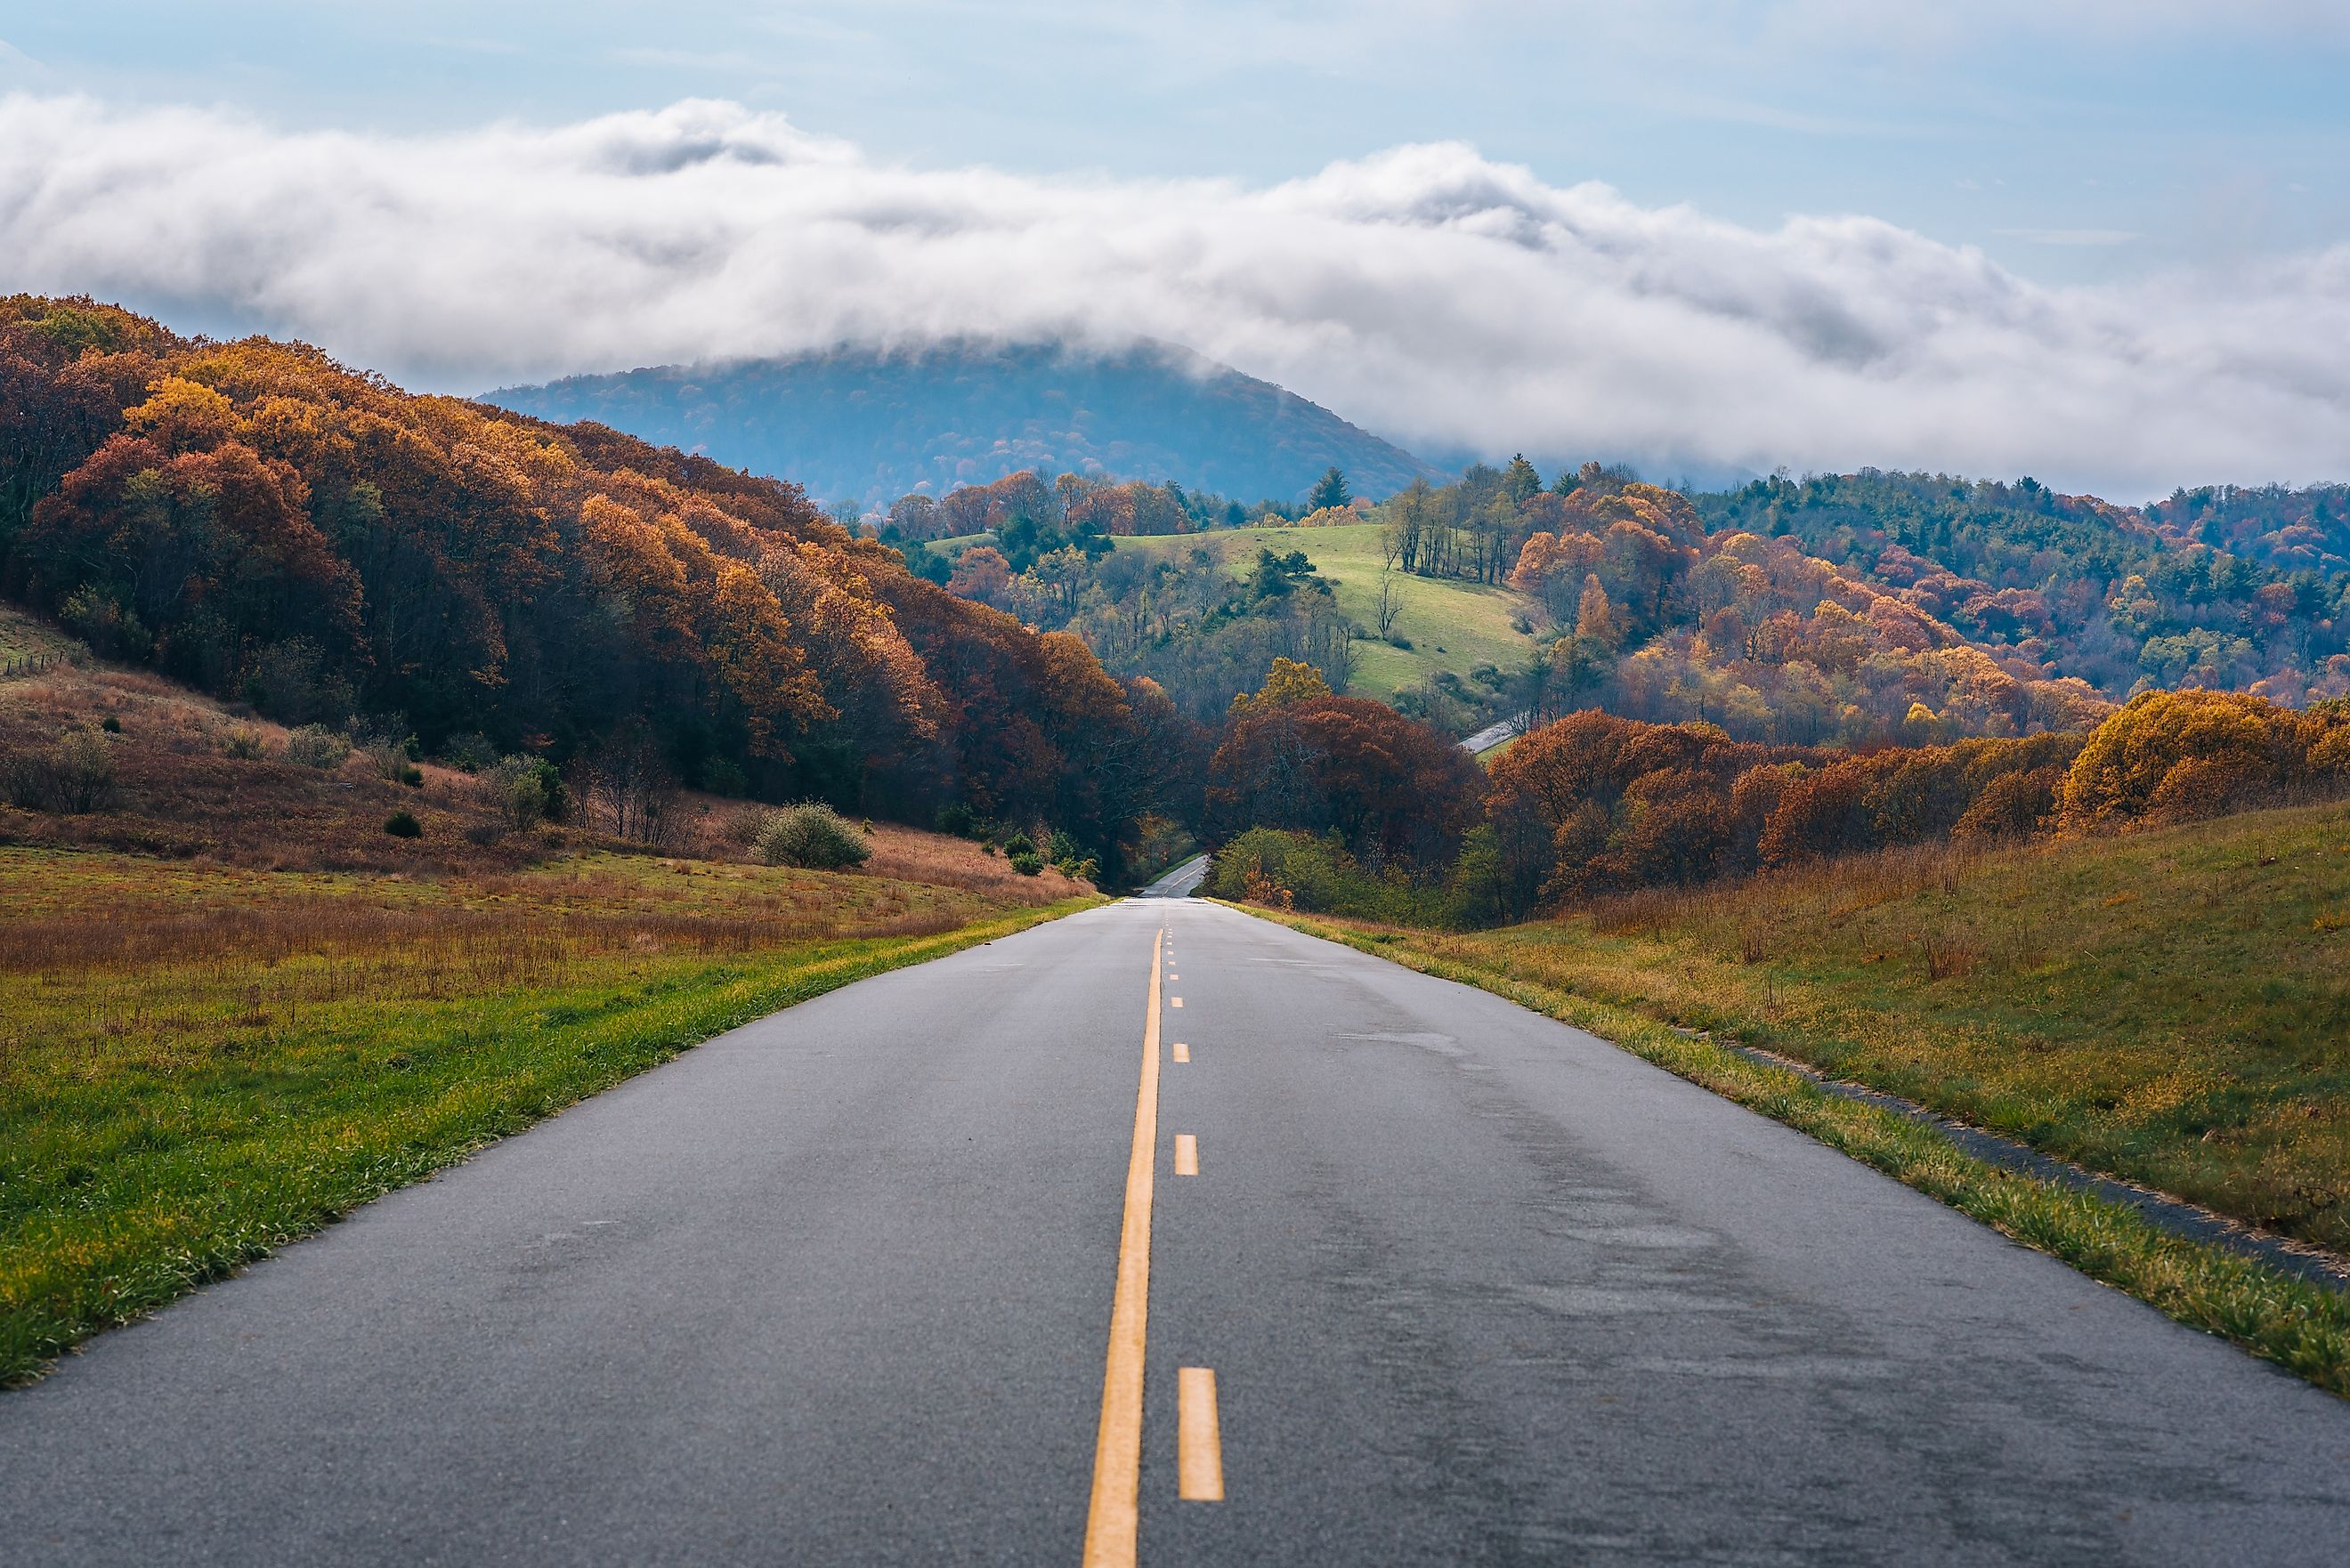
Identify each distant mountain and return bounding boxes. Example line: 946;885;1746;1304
483;340;1446;508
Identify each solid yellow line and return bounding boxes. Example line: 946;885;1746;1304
1173;1134;1199;1176
1172;1042;1190;1063
1178;1367;1226;1502
1082;926;1163;1568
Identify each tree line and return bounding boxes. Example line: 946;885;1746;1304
1208;677;2350;925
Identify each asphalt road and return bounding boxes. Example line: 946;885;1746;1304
6;899;2348;1565
1460;714;1528;756
1138;854;1209;898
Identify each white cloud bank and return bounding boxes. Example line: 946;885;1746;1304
3;94;2347;499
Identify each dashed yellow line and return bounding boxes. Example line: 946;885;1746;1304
1082;927;1164;1568
1172;1042;1190;1063
1178;1368;1226;1501
1174;1134;1199;1176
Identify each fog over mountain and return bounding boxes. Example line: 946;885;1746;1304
486;341;1445;507
4;94;2349;497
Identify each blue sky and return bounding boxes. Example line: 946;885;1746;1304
6;1;2346;287
4;4;2349;494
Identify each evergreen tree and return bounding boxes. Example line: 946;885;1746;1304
1308;465;1350;512
1502;454;1542;506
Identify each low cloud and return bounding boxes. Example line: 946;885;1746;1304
3;93;2346;497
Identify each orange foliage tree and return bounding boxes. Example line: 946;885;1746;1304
0;296;1205;871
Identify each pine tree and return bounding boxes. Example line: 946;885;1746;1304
1308;466;1350;512
1502;454;1541;506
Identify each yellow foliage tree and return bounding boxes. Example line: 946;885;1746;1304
1228;656;1333;718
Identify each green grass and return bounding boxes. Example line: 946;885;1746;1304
0;845;1100;1385
1113;523;1544;701
1457;804;2350;1251
1242;885;2350;1398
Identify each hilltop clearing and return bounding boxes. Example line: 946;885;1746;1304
1111;522;1541;709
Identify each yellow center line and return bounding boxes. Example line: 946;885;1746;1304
1178;1368;1226;1502
1173;1134;1199;1176
1082;925;1164;1568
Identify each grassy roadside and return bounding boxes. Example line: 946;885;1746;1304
1233;891;2350;1398
1;844;1102;1386
1452;804;2350;1255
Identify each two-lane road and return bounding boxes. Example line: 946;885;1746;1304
6;900;2347;1564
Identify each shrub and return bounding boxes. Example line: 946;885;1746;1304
220;726;271;761
482;756;559;829
57;586;150;661
698;757;750;798
936;803;979;838
360;729;422;782
754;803;871;869
1;731;119;813
1008;851;1044;876
1205;827;1438;923
1953;766;2062;841
1001;829;1036;859
284;723;352;770
242;638;352;725
384;810;422;838
440;731;498;773
2058;689;2334;830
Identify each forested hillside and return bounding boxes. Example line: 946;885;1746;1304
0;296;1195;873
1698;471;2350;706
893;457;2119;742
485;340;1443;512
2146;483;2350;576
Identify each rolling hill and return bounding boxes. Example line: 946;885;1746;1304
482;339;1446;509
1109;522;1541;707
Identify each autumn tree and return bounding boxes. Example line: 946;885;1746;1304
1209;694;1480;869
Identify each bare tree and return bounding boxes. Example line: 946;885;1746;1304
574;722;680;847
1375;562;1404;638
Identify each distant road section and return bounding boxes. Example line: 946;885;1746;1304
4;899;2346;1564
1461;712;1528;755
1137;854;1209;898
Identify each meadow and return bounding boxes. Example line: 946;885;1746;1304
1110;521;1544;701
0;844;1098;1385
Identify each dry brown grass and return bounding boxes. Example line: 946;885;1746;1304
0;624;549;874
862;823;1092;903
0;606;1095;901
